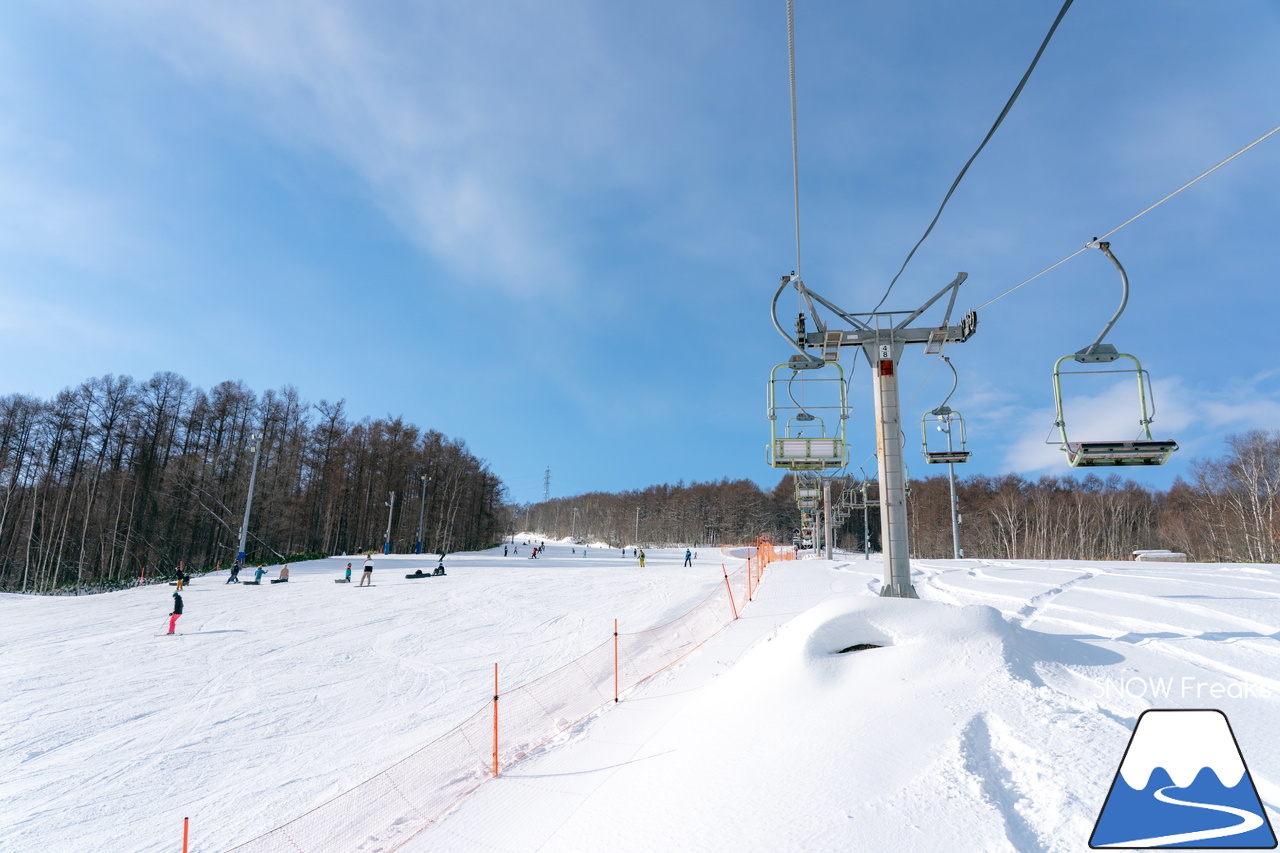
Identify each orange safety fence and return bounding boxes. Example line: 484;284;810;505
226;539;787;853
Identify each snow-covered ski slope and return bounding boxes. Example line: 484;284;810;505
3;544;1278;852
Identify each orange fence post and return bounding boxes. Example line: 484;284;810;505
139;565;146;587
182;816;189;853
492;664;499;776
721;564;738;620
613;619;619;702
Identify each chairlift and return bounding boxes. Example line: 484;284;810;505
767;361;849;470
1051;242;1178;468
921;357;971;464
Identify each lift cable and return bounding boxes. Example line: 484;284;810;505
873;0;1076;313
787;0;803;282
977;121;1280;311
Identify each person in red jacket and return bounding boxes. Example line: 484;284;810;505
168;591;183;634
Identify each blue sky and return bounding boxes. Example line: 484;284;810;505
0;0;1277;505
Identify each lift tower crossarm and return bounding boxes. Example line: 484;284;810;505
793;274;977;354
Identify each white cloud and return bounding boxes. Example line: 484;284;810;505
68;0;656;296
996;370;1280;474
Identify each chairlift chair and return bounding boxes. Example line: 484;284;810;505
1050;242;1178;468
767;362;850;470
920;357;972;464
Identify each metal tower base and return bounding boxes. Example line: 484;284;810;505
879;582;919;599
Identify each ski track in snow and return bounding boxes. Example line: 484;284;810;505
3;548;1279;852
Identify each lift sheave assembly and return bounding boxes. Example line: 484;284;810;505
1051;242;1178;468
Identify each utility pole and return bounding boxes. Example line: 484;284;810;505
942;420;962;559
822;479;833;560
383;491;395;555
572;507;579;540
543;467;551;501
634;506;640;547
862;483;871;561
236;432;263;567
416;476;429;555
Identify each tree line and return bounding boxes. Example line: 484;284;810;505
517;478;798;548
899;430;1279;563
0;372;508;592
521;431;1279;564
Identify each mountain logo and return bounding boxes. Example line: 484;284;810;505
1090;709;1276;849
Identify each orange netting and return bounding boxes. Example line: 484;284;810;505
226;539;786;853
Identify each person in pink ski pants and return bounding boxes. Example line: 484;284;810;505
168;591;183;634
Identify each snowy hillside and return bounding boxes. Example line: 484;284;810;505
3;544;1278;852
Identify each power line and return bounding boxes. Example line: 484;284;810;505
873;0;1076;312
976;121;1280;311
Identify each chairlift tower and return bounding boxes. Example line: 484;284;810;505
771;272;978;598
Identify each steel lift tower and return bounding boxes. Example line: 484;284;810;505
770;272;978;598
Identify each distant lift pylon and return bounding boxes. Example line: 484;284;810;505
1051;241;1178;468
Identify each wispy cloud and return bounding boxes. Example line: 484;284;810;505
69;0;674;296
996;370;1280;474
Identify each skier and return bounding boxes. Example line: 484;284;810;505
168;591;183;634
638;549;646;568
503;545;508;557
344;563;352;582
359;557;374;586
683;549;692;567
226;563;241;584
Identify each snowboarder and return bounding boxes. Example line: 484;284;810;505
254;565;267;583
503;545;508;557
683;549;692;567
344;563;352;582
638;549;646;568
226;564;241;584
174;568;187;590
270;565;289;583
359;557;374;586
168;591;183;634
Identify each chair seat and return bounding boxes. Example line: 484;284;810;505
924;451;971;464
1066;440;1178;467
